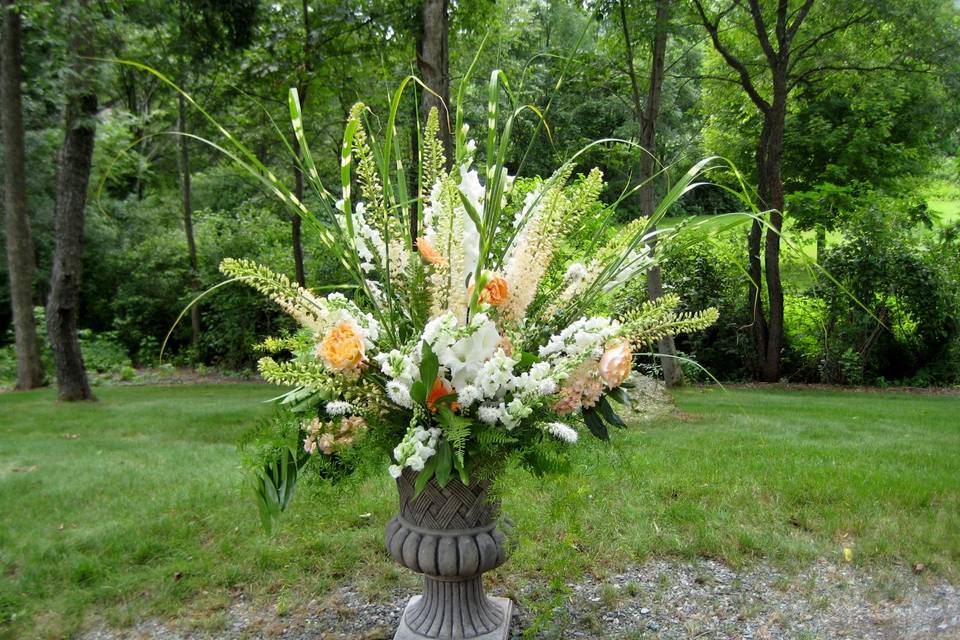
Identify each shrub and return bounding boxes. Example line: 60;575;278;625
78;330;131;373
814;202;960;385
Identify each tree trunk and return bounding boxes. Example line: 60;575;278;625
289;0;310;287
1;0;44;389
177;90;201;347
754;85;787;383
47;0;97;401
417;0;451;165
815;224;826;260
619;0;682;387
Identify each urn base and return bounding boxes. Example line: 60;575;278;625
394;594;513;640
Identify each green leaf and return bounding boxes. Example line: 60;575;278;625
410;380;427;405
420;342;439;389
454;455;470;485
597;396;626;428
434;440;453;488
458;189;483;230
606;386;630;405
250;446;306;534
583;408;609;441
414;456;439;497
517;351;537;368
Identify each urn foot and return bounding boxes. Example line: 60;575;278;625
394;585;512;640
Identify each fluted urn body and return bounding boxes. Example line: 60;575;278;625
385;468;512;639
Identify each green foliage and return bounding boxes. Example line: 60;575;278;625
814;201;960;385
76;330;131;373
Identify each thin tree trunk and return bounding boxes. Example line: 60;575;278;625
758;84;787;383
1;0;43;389
289;0;310;287
815;224;826;260
47;0;97;401
417;0;451;165
619;0;682;387
177;91;201;347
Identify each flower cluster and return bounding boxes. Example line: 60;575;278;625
303;415;367;455
225;94;720;495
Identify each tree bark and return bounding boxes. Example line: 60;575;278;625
177;91;201;347
417;0;451;165
692;0;809;383
619;0;682;387
47;0;97;401
755;79;788;383
1;0;44;389
289;0;311;287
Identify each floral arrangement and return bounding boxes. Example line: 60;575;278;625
212;76;718;526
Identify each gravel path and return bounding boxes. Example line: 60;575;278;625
82;558;959;639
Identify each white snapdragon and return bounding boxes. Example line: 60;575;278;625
540;316;620;360
511;361;556;396
348;202;388;275
391;425;442;477
377;346;421;409
458;166;484;278
474;349;517;398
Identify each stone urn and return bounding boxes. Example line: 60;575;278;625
385;468;512;639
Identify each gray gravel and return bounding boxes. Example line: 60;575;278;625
81;558;959;639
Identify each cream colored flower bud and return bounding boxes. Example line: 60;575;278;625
598;343;632;388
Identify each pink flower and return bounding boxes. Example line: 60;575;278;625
598;343;632;388
339;416;367;435
303;436;318;454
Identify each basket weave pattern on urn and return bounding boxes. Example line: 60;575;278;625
385;469;513;639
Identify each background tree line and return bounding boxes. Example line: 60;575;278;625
2;0;959;399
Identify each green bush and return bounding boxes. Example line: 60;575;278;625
77;330;131;373
814;202;960;385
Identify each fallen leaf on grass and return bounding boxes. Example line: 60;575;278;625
12;465;37;473
63;434;80;439
843;546;854;562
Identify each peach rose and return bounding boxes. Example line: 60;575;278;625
598;343;632;388
468;274;509;306
416;237;448;267
319;321;366;372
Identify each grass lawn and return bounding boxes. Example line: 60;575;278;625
1;384;959;638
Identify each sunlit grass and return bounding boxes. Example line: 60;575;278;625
1;384;958;638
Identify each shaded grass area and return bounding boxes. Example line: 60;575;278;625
1;385;958;638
